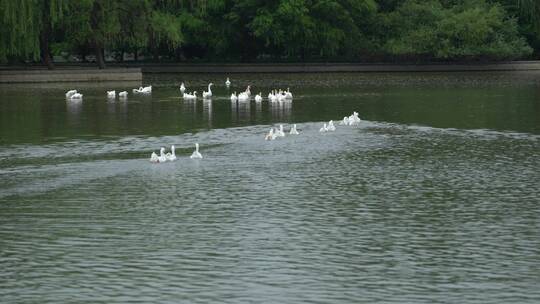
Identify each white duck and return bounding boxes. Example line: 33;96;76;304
133;85;152;94
270;91;278;103
265;128;275;141
183;91;197;100
150;152;159;163
180;82;186;94
65;90;78;99
225;77;231;88
290;124;299;135
348;112;361;125
203;83;213;99
276;124;285;137
190;143;203;159
141;85;152;93
244;85;251;97
320;123;328;133
238;91;249;102
151;147;167;163
165;145;177;161
285;88;293;99
327;120;336;131
230;92;238;102
255;93;262;102
277;90;287;102
339;116;349;125
70;93;83;100
119;91;128;98
107;90;116;99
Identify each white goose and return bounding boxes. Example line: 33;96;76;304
183;91;197;100
265;128;275;141
339;116;349;125
203;83;213;99
180;82;186;94
320;123;328;133
270;91;278;103
70;93;83;100
285;88;293;100
107;90;116;99
166;145;177;161
327;120;336;131
255;93;262;102
225;77;231;88
119;91;128;98
133;85;152;94
150;152;159;163
230;92;238;102
141;85;152;93
276;124;285;137
190;143;203;159
65;90;78;99
238;91;249;102
158;147;168;162
290;124;299;135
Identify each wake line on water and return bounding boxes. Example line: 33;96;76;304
0;119;538;200
0;120;538;165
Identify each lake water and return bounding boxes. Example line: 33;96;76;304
1;72;539;303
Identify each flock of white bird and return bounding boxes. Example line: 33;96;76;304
149;143;202;164
66;86;152;101
64;77;362;164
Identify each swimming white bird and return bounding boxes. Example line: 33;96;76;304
150;152;159;163
165;145;177;161
339;116;349;125
231;92;238;101
285;88;293;99
158;147;167;163
70;93;83;100
277;90;287;102
244;85;251;97
133;85;151;94
225;77;231;88
180;82;186;94
65;90;78;99
276;124;285;137
203;83;213;99
119;91;128;98
183;91;197;100
107;90;116;99
347;112;361;125
320;123;328;133
238;91;249;102
190;143;202;159
327;120;336;131
270;91;278;103
265;128;278;140
290;124;299;135
255;93;262;102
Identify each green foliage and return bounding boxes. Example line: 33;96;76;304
384;0;532;59
0;0;538;64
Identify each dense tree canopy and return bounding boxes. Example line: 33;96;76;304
0;0;538;67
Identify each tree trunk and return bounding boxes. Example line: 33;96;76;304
90;0;105;69
40;0;54;70
40;29;54;69
95;43;105;69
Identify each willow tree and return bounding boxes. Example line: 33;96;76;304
0;0;66;68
